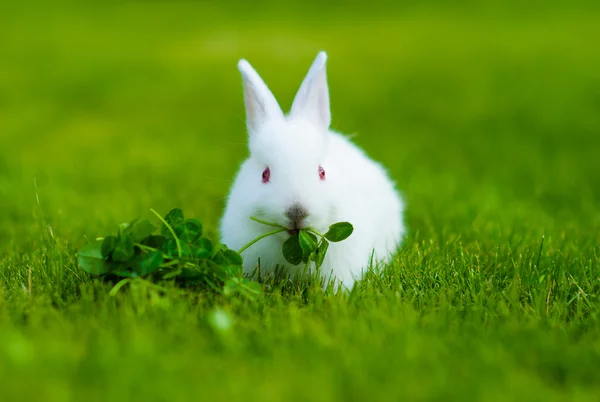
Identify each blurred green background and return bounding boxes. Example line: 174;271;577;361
1;1;599;401
2;1;598;245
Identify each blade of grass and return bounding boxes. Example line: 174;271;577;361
150;208;182;259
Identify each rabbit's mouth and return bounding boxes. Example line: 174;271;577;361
287;228;300;236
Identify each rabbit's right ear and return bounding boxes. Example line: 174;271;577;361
238;59;283;135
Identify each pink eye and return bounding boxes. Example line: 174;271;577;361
318;165;326;181
262;167;270;183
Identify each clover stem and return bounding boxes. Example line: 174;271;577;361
135;243;157;252
304;252;313;272
250;216;287;229
306;228;326;238
109;278;132;296
135;243;171;260
238;228;287;254
160;260;180;268
150;208;182;259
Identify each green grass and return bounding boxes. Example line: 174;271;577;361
1;2;600;401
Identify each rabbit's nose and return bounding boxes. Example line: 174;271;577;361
286;203;308;227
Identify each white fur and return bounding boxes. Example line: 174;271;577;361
220;51;405;290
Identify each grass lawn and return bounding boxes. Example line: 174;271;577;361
1;2;599;401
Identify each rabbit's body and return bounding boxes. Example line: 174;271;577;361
220;52;405;289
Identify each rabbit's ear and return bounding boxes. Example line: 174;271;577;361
290;51;330;130
238;59;283;134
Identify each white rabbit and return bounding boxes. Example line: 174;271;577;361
220;51;405;290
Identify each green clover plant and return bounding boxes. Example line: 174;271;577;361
78;208;352;298
242;217;353;271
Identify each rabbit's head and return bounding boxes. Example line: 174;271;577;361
234;52;341;234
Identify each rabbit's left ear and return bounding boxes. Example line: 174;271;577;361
290;51;330;130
